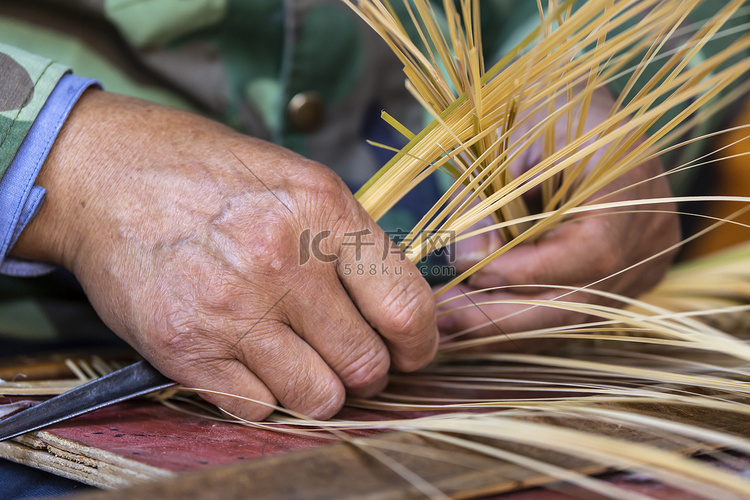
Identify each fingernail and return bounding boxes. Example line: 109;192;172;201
453;232;491;268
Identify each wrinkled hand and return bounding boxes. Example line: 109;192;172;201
14;90;438;420
437;89;681;343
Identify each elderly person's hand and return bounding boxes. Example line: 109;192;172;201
436;88;681;344
12;90;438;420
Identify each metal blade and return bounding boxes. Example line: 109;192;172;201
0;360;175;442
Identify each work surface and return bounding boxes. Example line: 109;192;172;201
2;349;750;499
2;393;750;499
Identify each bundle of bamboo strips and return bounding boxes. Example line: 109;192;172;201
351;0;750;286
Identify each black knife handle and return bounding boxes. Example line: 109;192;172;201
0;361;175;442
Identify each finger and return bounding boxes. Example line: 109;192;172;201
335;213;439;372
436;284;588;338
467;217;627;289
286;275;390;399
235;321;346;420
164;357;278;421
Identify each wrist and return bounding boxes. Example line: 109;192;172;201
11;88;106;270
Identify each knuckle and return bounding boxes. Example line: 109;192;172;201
306;166;349;200
274;358;319;411
339;348;390;395
316;382;347;419
297;376;346;419
149;305;203;358
242;220;297;273
301;167;359;230
381;276;436;338
277;374;309;412
298;165;351;209
259;344;346;419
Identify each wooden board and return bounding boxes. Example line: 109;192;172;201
0;430;170;489
0;399;334;486
2;397;750;499
3;350;750;499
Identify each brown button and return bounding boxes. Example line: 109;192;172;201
287;91;324;132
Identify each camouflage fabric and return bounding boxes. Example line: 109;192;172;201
0;0;747;343
0;43;67;180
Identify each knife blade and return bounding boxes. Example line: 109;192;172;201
0;360;175;442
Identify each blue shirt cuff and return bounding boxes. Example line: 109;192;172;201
0;73;101;277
